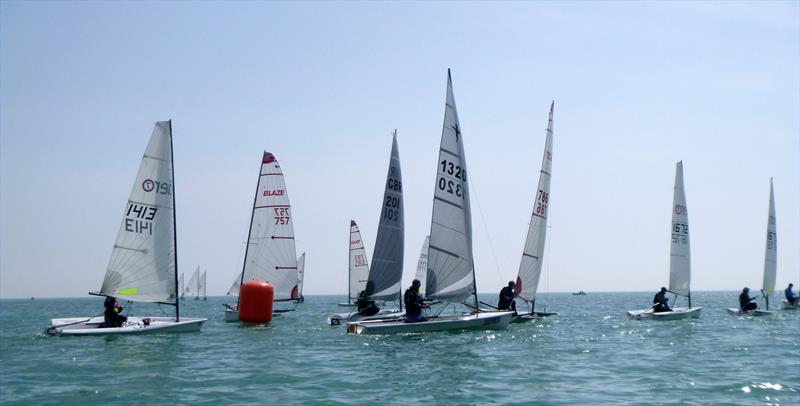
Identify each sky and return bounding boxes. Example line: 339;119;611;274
1;1;798;299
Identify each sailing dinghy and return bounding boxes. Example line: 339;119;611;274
329;132;406;325
348;70;514;335
627;161;702;320
296;252;305;302
337;220;370;307
727;179;777;317
46;121;206;336
200;270;207;301
224;152;300;322
512;102;558;323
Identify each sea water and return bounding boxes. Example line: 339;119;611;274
1;292;798;405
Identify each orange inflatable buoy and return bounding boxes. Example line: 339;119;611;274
239;280;274;323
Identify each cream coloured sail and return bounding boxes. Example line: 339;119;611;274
100;121;177;303
365;131;404;301
669;161;691;297
515;102;554;303
348;220;370;302
240;152;298;301
761;179;777;302
426;70;476;304
414;236;430;297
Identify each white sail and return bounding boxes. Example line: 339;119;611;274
669;161;691;297
762;178;777;299
227;271;242;296
426;70;476;303
184;266;199;298
348;220;370;301
100;121;177;303
241;152;298;301
179;273;184;298
366;131;404;301
515;102;554;303
199;270;207;300
414;236;430;297
296;252;306;298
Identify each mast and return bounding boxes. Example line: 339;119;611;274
169;120;180;322
237;152;264;307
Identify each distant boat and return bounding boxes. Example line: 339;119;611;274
225;152;300;322
347;70;513;335
572;291;586;296
178;272;185;299
200;270;207;301
728;179;777;316
337;220;370;307
414;235;430;298
627;161;702;320
295;252;305;303
46;121;206;335
512;102;557;323
329;132;406;325
185;266;200;300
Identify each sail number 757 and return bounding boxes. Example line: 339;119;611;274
274;207;290;225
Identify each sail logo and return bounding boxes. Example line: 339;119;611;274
142;179;172;195
263;190;285;197
546;151;552;160
351;239;361;245
674;204;687;215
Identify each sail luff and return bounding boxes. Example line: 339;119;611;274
669;161;691;298
515;102;554;303
365;131;405;301
426;70;476;303
762;178;777;302
99;121;177;304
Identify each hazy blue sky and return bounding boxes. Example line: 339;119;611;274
1;1;798;299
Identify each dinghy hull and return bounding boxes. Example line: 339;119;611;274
781;300;799;310
511;311;558;323
328;309;403;326
626;307;702;320
346;311;514;335
46;316;206;336
726;308;774;317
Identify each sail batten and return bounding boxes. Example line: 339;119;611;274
365;131;404;301
515;103;554;303
426;70;476;303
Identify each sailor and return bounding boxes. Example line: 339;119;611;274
404;279;428;323
497;281;517;314
356;289;380;317
103;296;128;328
785;283;797;306
739;287;758;312
653;287;672;313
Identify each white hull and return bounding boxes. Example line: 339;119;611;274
725;308;774;317
781;300;799;310
327;309;403;326
626;307;702;320
346;311;514;335
47;316;206;336
224;308;239;322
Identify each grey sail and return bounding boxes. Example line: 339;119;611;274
365;131;404;301
426;70;476;304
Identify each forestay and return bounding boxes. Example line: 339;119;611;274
348;220;370;301
426;70;476;304
762;179;777;300
241;152;298;301
365;132;404;301
669;161;691;297
414;236;430;297
515;102;554;303
100;121;177;303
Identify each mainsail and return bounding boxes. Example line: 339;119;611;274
227;271;242;296
100;121;177;303
669;161;691;298
426;70;476;304
240;152;298;301
761;178;777;302
179;273;185;299
414;236;430;297
365;131;404;301
348;220;370;301
185;267;199;298
515;102;554;303
296;252;306;299
199;270;207;300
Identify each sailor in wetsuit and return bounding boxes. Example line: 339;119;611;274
404;279;428;323
786;283;797;306
739;287;758;312
103;296;128;328
653;287;672;313
497;281;517;314
356;290;380;317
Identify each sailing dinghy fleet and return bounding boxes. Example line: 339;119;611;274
45;70;796;337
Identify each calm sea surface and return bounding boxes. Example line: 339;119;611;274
1;292;798;405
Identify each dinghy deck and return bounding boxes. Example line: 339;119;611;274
47;316;206;336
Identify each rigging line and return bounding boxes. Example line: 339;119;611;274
470;179;504;286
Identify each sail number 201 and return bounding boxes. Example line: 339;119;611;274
439;159;466;198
